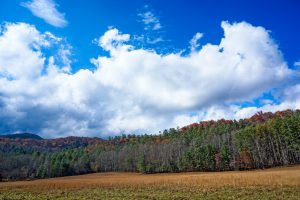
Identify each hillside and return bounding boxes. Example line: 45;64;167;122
0;109;299;181
0;133;43;140
0;136;103;153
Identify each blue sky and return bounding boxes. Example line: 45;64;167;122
1;0;299;71
0;0;299;138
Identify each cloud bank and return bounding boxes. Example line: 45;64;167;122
0;21;299;138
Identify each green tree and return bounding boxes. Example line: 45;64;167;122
221;146;230;170
137;154;146;173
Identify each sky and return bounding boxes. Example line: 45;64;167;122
0;0;299;138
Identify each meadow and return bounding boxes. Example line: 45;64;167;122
0;165;299;200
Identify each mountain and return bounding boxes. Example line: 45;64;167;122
0;134;104;153
0;133;43;140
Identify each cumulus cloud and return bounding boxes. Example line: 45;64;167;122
93;21;291;111
0;22;55;79
95;28;131;53
21;0;67;27
0;21;299;138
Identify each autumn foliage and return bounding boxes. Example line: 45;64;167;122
0;109;299;180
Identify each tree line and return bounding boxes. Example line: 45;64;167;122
0;110;299;180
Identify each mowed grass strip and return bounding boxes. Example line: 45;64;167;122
0;165;299;200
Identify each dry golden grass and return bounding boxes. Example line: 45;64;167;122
0;165;299;199
1;165;299;189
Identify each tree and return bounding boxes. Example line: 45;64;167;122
221;146;230;170
37;165;47;178
137;154;146;173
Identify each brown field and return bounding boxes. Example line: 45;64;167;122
0;165;299;200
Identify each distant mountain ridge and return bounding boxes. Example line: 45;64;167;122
0;133;43;140
0;134;103;153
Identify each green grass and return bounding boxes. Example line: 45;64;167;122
1;186;299;200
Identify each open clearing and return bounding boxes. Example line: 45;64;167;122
0;165;299;200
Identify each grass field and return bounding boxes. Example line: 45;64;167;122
0;165;299;200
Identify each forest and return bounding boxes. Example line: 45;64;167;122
0;109;299;180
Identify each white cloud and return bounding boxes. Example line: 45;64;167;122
0;23;49;79
294;60;300;67
134;34;164;45
95;28;131;53
138;10;162;31
89;21;296;133
198;83;300;121
136;6;164;46
56;44;72;73
21;0;67;27
172;114;202;128
92;21;291;111
190;32;203;52
0;21;299;138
